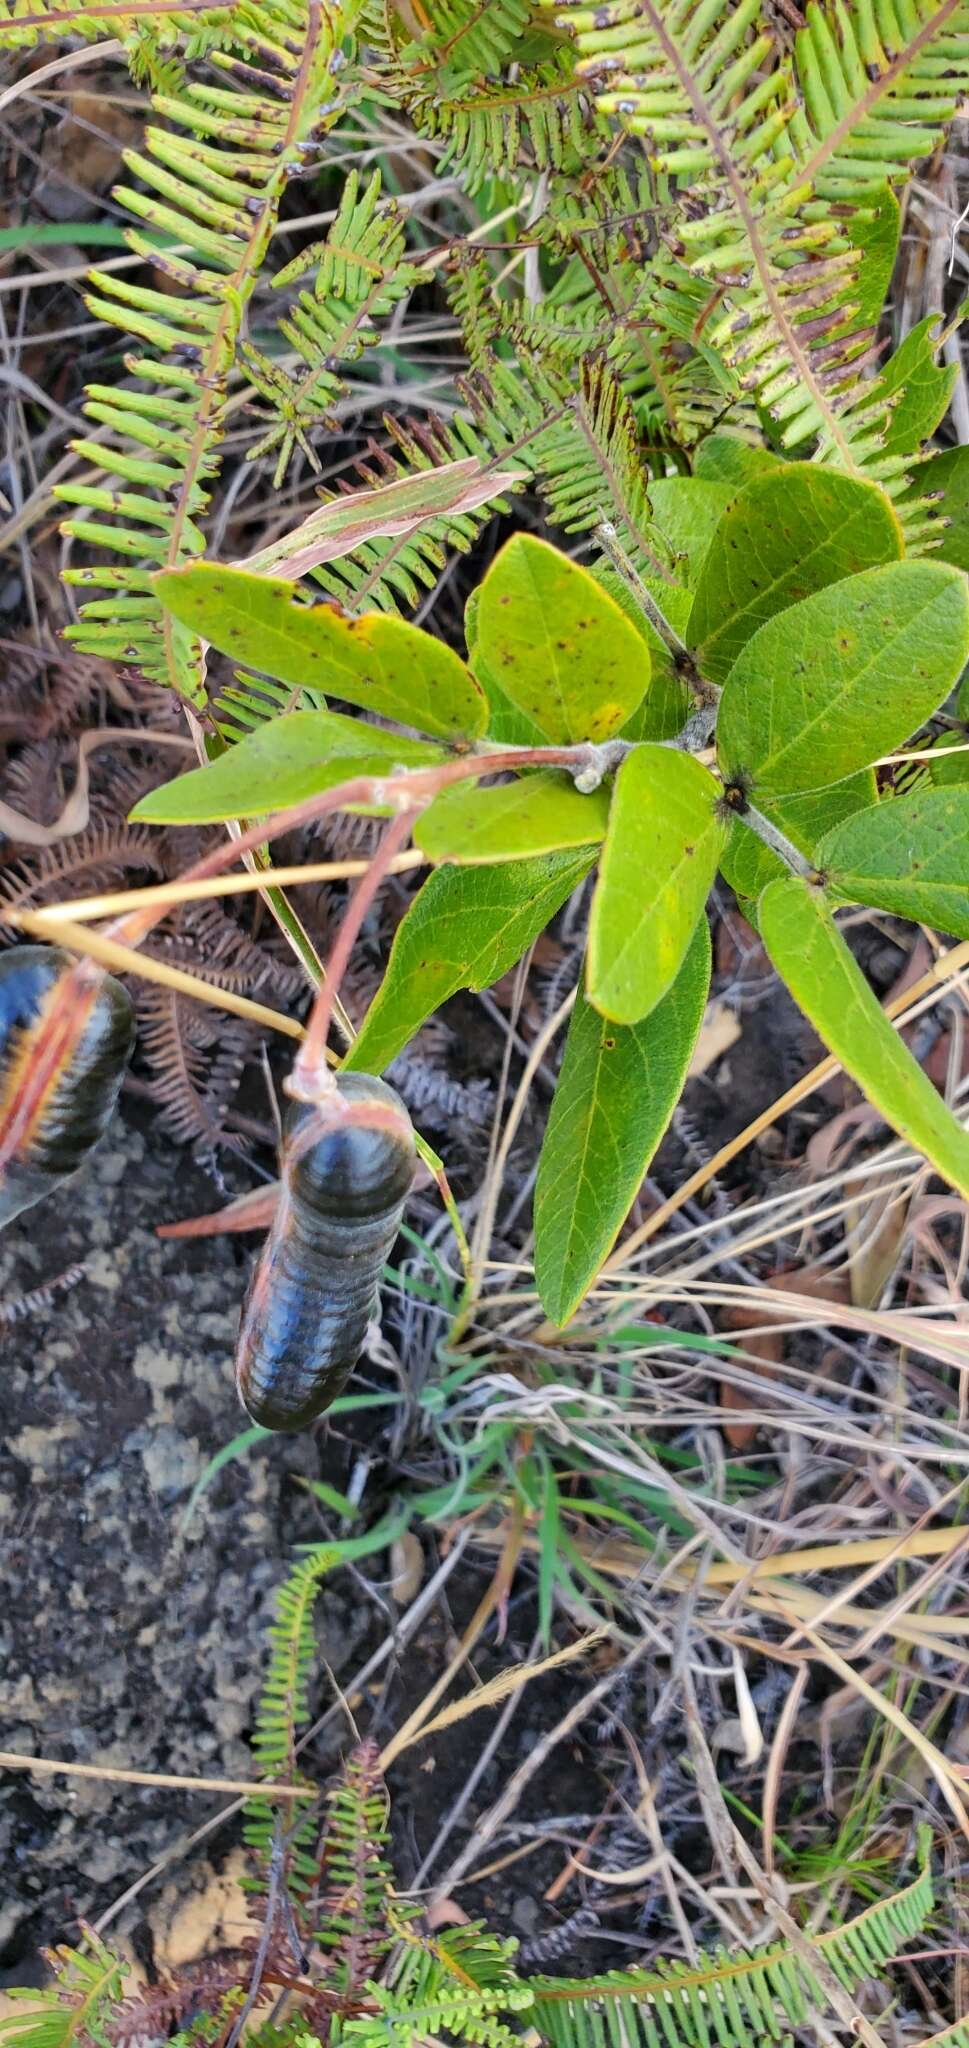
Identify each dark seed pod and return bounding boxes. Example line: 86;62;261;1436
0;945;135;1227
237;1072;416;1432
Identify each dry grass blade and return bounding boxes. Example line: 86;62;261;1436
386;1629;606;1756
0;1752;313;1799
25;849;427;925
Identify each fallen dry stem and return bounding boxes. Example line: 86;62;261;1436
10;911;304;1040
0;1751;313;1799
24;848;427;925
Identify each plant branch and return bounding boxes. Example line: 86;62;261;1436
741;804;814;879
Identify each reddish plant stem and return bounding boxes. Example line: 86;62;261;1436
290;806;418;1098
107;744;590;957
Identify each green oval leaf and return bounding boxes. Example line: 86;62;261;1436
155;563;489;741
820;786;969;939
591;564;692;741
874;315;956;460
345;848;597;1074
131;710;445;824
759;878;969;1200
693;434;780;489
415;770;610;866
690;470;903;683
465;587;552;748
588;745;725;1024
718;561;969;798
535;918;711;1328
475;534;650;744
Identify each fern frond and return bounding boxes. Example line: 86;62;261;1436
243;1543;345;1886
399;0;533;90
409;53;596;186
243;170;427;485
530;1852;935;2048
56;1;360;708
789;0;969;200
553;0;967;499
316;1741;404;1993
0;1;230;51
302;414;520;613
212;671;326;742
465;350;667;576
0;1933;127;2048
301;345;663;612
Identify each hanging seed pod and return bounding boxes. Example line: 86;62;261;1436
0;945;135;1227
237;1071;416;1432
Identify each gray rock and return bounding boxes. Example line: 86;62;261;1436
0;1110;361;1974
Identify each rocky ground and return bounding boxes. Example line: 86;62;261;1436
0;1108;366;1981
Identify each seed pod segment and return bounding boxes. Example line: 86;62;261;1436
0;945;135;1227
237;1071;416;1432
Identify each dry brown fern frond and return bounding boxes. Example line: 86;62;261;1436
136;986;257;1155
0;824;164;931
144;900;307;1003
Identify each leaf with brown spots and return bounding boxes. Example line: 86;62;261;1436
474;534;650;745
689;469;902;682
717;560;969;798
154;564;488;742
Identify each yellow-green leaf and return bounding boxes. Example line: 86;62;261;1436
648;477;733;587
718;561;969;798
415;770;610;865
690;470;903;683
535;920;711;1327
588;745;725;1024
759;878;969;1200
131;710;444;824
820;787;969;940
591;564;692;741
155;563;489;741
475;534;650;744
